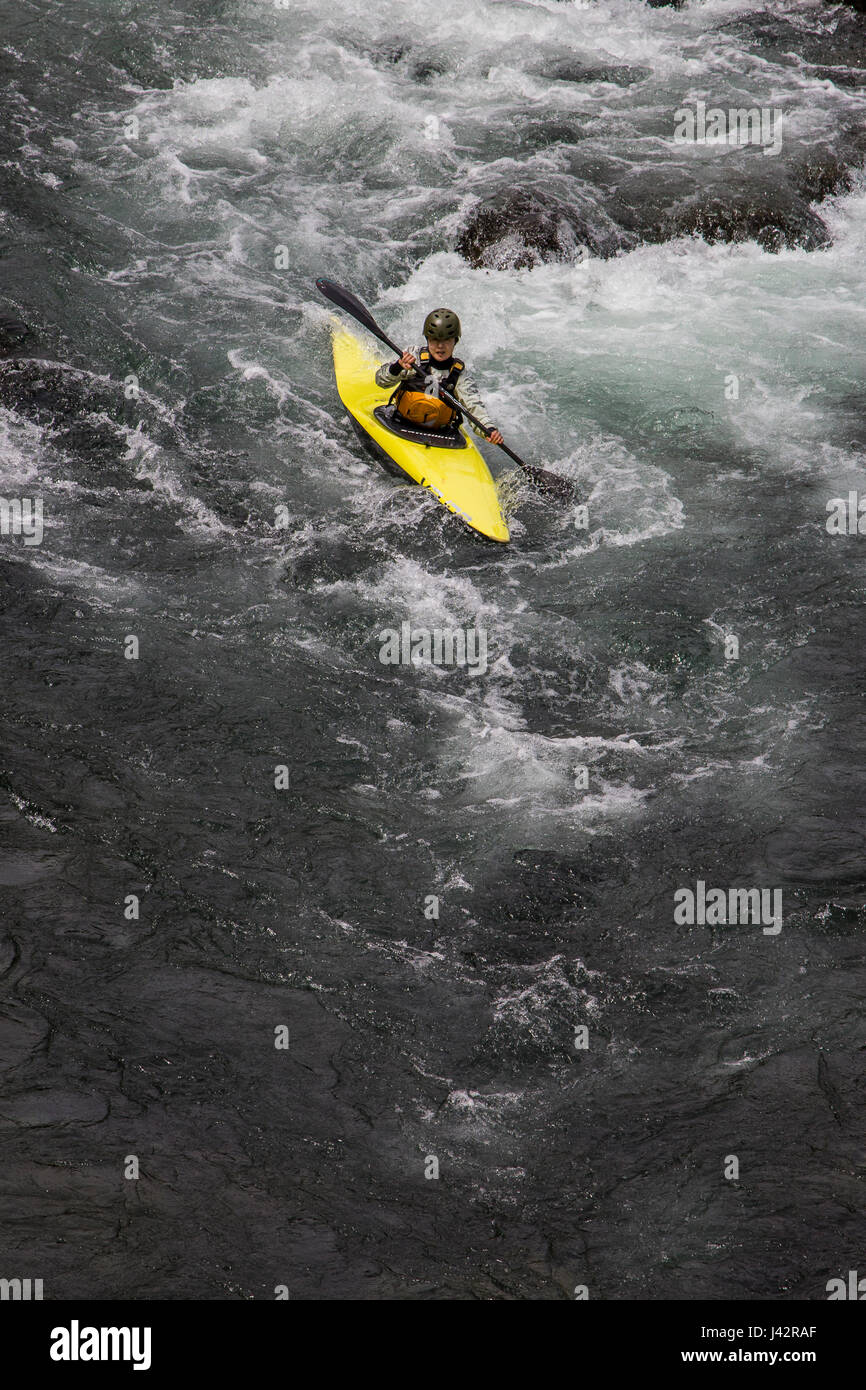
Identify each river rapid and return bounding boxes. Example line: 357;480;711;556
0;0;864;1299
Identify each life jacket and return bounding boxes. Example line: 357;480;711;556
391;349;465;428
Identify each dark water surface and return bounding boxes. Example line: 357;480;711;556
1;0;864;1299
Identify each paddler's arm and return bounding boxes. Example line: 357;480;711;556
453;374;504;445
374;347;419;389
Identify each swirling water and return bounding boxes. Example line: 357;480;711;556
0;0;864;1299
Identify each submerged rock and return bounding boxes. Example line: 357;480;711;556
0;359;176;486
542;60;651;85
805;63;866;88
455;187;632;269
0;360;131;431
0;314;32;357
364;38;450;84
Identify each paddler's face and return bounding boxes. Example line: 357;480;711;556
427;337;455;362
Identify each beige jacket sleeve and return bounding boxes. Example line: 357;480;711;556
374;346;421;390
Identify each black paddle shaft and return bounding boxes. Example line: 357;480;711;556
316;279;403;358
315;277;575;502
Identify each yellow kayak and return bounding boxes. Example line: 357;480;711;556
331;325;510;543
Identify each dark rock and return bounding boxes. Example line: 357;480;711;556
837;122;866;172
650;191;831;253
717;13;799;50
607;166;706;238
805;63;866;88
455;187;632;269
509;115;589;152
607;166;834;253
791;149;854;202
719;9;866;69
544;60;650;86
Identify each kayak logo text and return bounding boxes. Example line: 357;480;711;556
0;496;43;545
379;621;488;676
673;101;783;157
674;880;782;934
50;1320;152;1371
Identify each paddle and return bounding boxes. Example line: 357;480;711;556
315;277;575;502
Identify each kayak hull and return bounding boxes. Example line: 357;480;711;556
331;326;510;543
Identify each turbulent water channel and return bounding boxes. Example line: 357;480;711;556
1;0;864;1301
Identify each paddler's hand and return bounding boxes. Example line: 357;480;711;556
487;427;504;446
397;349;417;371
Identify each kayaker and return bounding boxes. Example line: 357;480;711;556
375;308;504;445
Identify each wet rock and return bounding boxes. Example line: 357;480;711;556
455;187;632;269
719;9;866;69
805;63;866;88
543;60;650;85
608;164;835;253
606;166;705;239
608;140;855;254
791;149;854;203
650;190;831;252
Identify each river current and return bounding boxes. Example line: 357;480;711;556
0;0;864;1299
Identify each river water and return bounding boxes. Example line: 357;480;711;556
1;0;864;1300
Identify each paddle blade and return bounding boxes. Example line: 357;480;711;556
315;278;396;352
521;464;576;502
495;438;576;502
